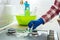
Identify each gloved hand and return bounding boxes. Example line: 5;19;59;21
28;18;44;30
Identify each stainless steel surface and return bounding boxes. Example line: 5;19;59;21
0;29;59;40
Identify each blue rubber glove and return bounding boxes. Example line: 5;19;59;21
28;18;44;30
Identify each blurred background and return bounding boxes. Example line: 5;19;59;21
0;0;60;33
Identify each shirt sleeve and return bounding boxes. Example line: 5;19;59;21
41;0;60;23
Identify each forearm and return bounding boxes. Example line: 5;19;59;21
41;0;60;23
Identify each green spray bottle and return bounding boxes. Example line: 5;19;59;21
24;1;30;16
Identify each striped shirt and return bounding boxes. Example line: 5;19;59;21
41;0;60;23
